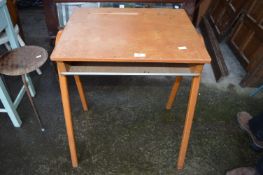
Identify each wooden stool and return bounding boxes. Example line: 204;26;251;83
0;45;48;131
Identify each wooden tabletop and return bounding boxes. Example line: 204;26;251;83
51;8;211;64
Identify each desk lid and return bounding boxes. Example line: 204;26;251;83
51;8;211;64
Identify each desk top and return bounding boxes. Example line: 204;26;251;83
51;8;211;64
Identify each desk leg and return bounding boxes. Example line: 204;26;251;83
74;75;88;111
177;66;202;170
166;76;182;110
57;62;78;167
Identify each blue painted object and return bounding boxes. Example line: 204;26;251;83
0;0;36;127
250;85;263;97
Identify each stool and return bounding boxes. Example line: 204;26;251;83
0;45;48;131
0;25;43;75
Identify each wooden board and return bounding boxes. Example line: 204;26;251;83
194;0;211;26
51;8;211;64
200;17;228;81
207;0;249;41
228;0;263;87
241;58;263;87
43;0;59;37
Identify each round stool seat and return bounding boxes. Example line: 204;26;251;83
0;46;48;76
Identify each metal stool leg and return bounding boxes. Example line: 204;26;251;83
21;75;45;131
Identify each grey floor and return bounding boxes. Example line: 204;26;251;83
0;8;263;175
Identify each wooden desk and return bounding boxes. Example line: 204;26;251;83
51;8;210;170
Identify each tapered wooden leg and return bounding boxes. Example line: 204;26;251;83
74;75;88;111
166;76;182;110
177;66;203;170
57;62;78;167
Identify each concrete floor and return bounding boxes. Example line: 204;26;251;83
0;8;263;175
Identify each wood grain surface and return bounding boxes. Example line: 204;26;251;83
51;8;210;64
